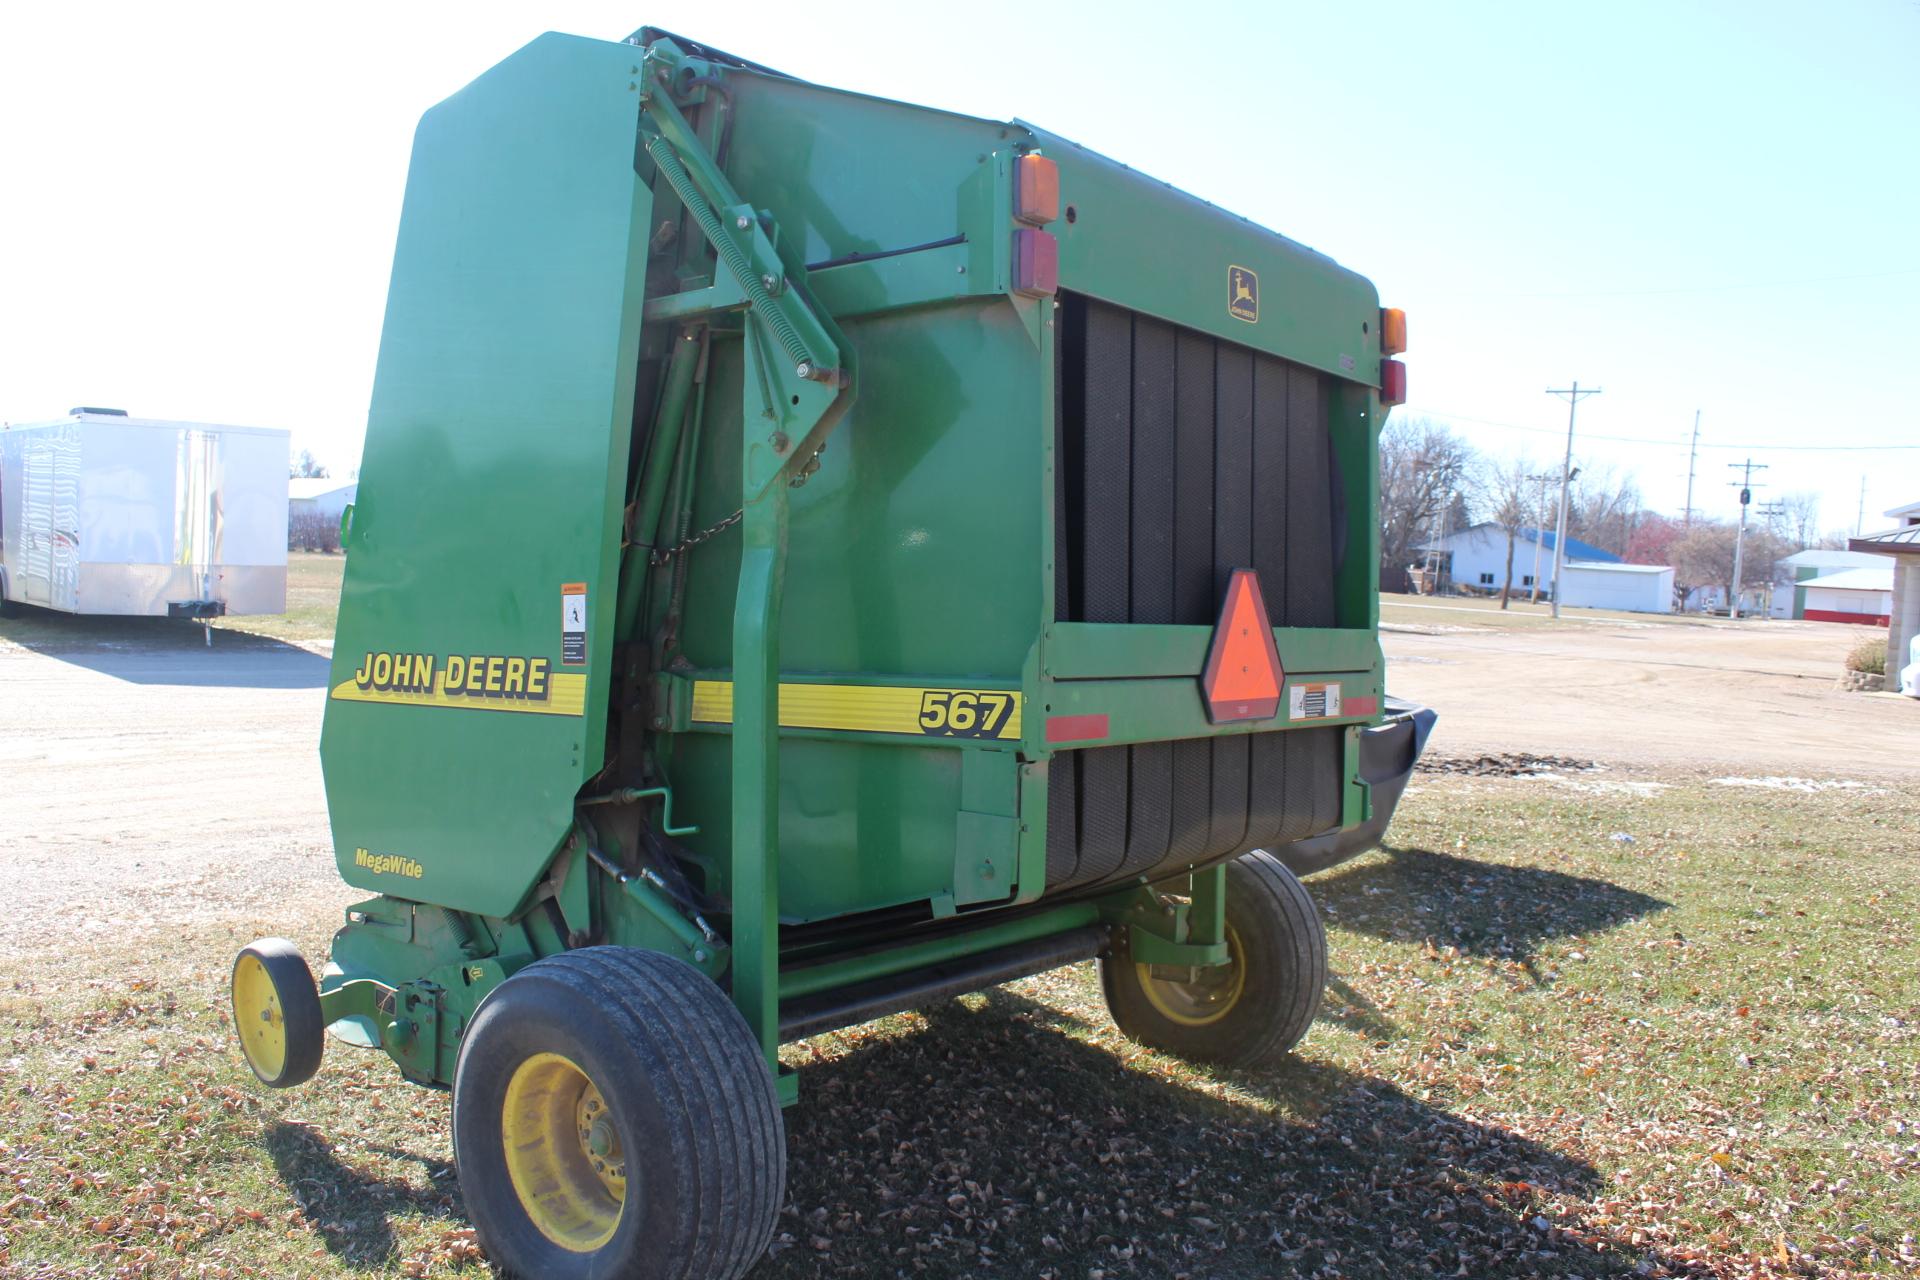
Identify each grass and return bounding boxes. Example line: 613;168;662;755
1;776;1914;1278
210;552;344;647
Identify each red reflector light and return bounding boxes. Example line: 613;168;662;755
1045;713;1109;743
1380;307;1407;355
1380;359;1407;408
1015;154;1060;225
1200;569;1284;724
1013;227;1058;297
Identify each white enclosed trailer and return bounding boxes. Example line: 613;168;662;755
0;410;289;617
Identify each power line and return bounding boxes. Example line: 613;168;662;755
1404;406;1920;452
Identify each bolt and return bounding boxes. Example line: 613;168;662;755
735;214;751;230
259;1010;273;1023
794;361;812;380
770;431;790;452
956;264;967;274
652;714;670;730
692;948;708;963
762;273;781;293
586;1099;599;1113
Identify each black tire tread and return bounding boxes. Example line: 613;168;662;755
235;937;324;1089
454;947;782;1280
1099;851;1326;1067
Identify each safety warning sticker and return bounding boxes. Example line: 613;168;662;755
561;582;587;666
1288;681;1342;721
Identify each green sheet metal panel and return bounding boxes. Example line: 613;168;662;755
668;296;1045;920
320;33;652;918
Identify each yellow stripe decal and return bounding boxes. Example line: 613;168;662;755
692;680;1021;740
329;654;586;718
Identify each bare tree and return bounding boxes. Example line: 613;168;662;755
1378;417;1476;592
1777;491;1821;550
1479;453;1536;609
1566;464;1644;557
1672;521;1789;611
291;449;330;479
1670;523;1739;609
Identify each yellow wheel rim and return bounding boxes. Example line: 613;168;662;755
232;954;288;1081
501;1052;625;1252
1137;924;1247;1028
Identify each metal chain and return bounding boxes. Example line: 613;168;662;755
649;508;744;566
645;447;825;565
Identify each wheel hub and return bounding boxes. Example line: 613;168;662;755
501;1053;627;1252
1137;924;1246;1027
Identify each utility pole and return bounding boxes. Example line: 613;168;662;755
1857;475;1868;536
1545;382;1601;619
1684;410;1701;528
1756;499;1786;617
1526;472;1556;604
1727;458;1769;620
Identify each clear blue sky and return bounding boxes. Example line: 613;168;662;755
3;0;1915;533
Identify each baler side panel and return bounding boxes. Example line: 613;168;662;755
671;298;1045;922
320;34;653;919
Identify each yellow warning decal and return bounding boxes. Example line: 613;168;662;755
329;651;586;717
691;681;1021;740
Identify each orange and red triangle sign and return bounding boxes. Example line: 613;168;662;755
1200;569;1285;723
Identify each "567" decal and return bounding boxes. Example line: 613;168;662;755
918;690;1018;739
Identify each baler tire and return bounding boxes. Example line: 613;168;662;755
231;938;325;1089
1099;851;1326;1067
451;946;784;1280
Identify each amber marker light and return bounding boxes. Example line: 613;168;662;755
1014;154;1060;225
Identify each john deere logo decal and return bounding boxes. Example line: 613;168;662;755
1228;265;1259;323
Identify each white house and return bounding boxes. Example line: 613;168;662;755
1797;565;1893;625
288;478;357;521
1770;548;1892;619
1416;523;1674;613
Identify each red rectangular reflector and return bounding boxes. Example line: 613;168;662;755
1015;154;1060;225
1380;359;1407;407
1013;227;1058;297
1045;713;1109;743
1200;568;1284;723
1343;695;1379;718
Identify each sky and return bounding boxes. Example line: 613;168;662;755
2;0;1916;535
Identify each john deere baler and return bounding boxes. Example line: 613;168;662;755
231;26;1420;1279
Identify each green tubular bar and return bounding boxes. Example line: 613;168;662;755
779;902;1102;1001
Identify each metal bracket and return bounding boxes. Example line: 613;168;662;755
1102;872;1230;968
632;39;859;1093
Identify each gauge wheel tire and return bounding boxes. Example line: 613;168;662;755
452;947;785;1280
231;938;326;1088
1100;850;1327;1067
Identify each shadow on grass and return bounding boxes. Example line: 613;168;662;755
1312;844;1670;979
0;609;328;687
266;1122;460;1267
773;988;1687;1279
